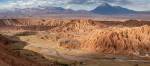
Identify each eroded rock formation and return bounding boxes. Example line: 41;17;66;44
82;25;150;56
0;19;150;65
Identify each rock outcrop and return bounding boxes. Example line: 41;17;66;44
81;25;150;56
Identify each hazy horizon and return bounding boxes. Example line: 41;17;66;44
0;0;150;11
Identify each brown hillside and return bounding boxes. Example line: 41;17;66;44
0;34;67;66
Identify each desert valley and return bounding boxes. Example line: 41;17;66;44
0;19;150;66
1;0;150;66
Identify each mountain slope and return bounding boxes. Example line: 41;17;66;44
91;3;136;14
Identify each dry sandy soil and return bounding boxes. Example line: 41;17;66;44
0;19;150;66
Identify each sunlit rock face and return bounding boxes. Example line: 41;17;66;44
82;25;150;55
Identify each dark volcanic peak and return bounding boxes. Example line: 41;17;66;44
91;3;136;14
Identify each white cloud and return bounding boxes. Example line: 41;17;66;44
0;0;150;11
0;0;63;10
121;0;150;11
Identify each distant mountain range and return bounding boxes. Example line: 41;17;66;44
0;3;150;18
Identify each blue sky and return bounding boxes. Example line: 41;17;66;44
0;0;150;11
